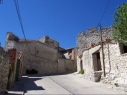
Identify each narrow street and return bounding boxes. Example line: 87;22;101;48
6;73;126;95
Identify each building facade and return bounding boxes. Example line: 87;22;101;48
5;32;77;75
76;27;127;86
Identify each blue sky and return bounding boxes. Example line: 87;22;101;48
0;0;127;48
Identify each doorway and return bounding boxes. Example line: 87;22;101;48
93;52;102;71
80;60;83;71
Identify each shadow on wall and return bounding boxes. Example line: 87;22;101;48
5;75;45;95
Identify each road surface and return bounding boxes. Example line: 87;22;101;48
6;73;126;95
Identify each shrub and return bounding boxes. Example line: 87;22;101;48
79;69;84;74
114;83;119;87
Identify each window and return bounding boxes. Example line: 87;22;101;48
120;43;127;54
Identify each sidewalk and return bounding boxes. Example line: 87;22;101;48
72;72;127;94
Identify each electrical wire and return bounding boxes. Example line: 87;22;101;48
96;0;110;77
14;0;26;40
98;0;110;25
14;0;31;54
14;1;59;62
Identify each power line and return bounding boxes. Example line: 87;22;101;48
13;0;58;63
14;0;26;40
98;0;110;24
14;0;31;54
14;0;57;62
96;0;110;77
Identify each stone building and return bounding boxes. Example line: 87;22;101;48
59;47;77;60
5;32;77;75
76;27;127;86
0;46;9;94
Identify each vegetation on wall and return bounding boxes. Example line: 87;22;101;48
114;83;119;87
112;3;127;45
79;69;84;74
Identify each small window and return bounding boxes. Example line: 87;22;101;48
120;43;127;54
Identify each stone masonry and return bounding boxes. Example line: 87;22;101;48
0;46;9;94
76;26;127;88
77;27;112;54
101;43;127;86
5;32;76;75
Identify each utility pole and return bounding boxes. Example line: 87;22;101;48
98;23;106;77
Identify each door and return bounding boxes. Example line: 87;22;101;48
80;60;83;71
93;52;102;71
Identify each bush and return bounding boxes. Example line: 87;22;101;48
79;69;84;74
114;83;119;87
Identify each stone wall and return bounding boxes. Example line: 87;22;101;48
0;47;9;94
6;41;58;74
58;58;76;74
38;36;59;48
77;41;127;85
77;45;102;82
76;26;127;86
5;32;76;75
76;27;112;54
101;43;127;86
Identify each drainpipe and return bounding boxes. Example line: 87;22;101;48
100;24;106;77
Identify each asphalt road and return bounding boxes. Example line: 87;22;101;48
6;73;126;95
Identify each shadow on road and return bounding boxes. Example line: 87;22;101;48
5;73;74;95
4;93;22;95
4;75;45;95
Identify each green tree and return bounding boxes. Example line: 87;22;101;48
112;3;127;45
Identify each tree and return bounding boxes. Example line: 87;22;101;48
112;3;127;45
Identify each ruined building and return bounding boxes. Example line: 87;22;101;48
77;27;127;86
5;32;77;75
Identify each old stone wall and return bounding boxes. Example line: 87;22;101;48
5;32;58;74
5;32;76;75
77;41;127;84
38;36;59;48
77;27;112;54
6;41;58;74
58;58;76;74
0;47;9;94
77;45;102;81
101;43;127;85
76;26;127;86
